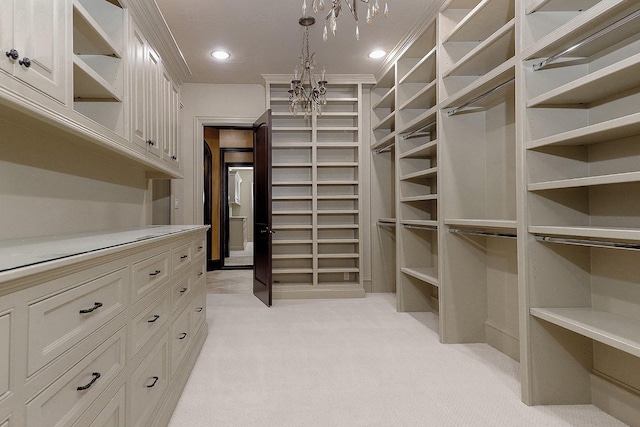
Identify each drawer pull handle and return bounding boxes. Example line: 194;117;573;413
148;315;160;323
149;269;162;277
79;302;103;314
195;307;203;313
198;272;203;277
180;287;188;294
198;246;204;250
146;376;159;388
77;372;101;391
147;139;155;146
180;255;188;260
6;49;19;60
178;332;187;340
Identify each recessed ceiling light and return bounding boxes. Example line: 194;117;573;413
368;50;386;59
211;50;230;60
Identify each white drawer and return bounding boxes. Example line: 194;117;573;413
172;242;192;276
27;268;127;375
130;333;169;427
192;237;206;260
132;251;170;302
170;305;191;376
130;293;170;358
0;312;10;400
26;328;126;427
190;282;206;336
73;385;125;427
193;258;206;285
171;274;192;312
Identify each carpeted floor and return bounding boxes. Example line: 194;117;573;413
169;276;626;426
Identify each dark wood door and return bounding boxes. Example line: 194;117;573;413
253;110;272;307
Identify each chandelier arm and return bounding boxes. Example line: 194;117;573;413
344;0;358;21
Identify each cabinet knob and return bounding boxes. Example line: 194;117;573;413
5;49;18;60
19;57;31;68
147;140;155;146
77;372;101;391
171;155;177;160
195;307;203;313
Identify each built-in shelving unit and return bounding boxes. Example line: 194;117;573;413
266;78;366;298
72;0;126;135
521;0;640;424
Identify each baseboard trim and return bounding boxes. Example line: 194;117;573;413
273;284;366;299
592;372;640;427
485;320;520;362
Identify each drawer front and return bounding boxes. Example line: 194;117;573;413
190;283;206;336
170;305;191;376
130;333;169;427
27;268;127;375
74;385;125;427
0;312;9;400
132;251;170;302
192;237;206;260
130;293;170;358
26;328;126;427
172;242;192;275
171;274;192;312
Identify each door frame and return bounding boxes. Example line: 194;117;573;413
220;149;253;269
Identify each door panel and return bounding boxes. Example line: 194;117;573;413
253;110;272;307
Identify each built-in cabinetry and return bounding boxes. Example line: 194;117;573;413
0;0;186;179
0;226;208;427
264;76;373;298
373;0;640;424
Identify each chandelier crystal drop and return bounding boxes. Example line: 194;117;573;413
289;16;327;117
305;0;388;41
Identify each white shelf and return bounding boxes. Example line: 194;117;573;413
320;112;358;117
273;268;314;274
272;163;312;168
324;97;358;103
528;53;640;106
401;220;438;229
317;142;359;148
317;224;359;229
272;254;313;259
317;253;359;259
272;210;313;215
445;0;514;43
272;181;312;186
530;225;640;242
401;267;439;287
72;55;122;101
529;171;640;191
444;19;515;77
526;0;601;14
445;218;517;232
401;194;438;203
317;195;358;200
272;239;313;245
317;162;358;167
399;80;437;111
273;127;313;131
317;180;359;185
530;308;640;358
373;111;395;131
400;167;438;181
317;239;359;244
73;1;122;57
316;127;359;131
400;140;438;159
399;47;437;84
372;86;396;110
317;210;359;215
399;105;438;135
271;196;313;201
371;132;396;152
317;268;360;273
271;224;312;230
443;58;515;109
527;112;640;149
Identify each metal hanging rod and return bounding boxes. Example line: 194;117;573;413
447;78;515;116
377;220;396;227
403;119;437;140
535;235;640;251
450;228;517;239
403;223;437;231
374;143;395;154
533;8;640;71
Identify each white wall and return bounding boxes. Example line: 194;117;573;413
0;117;148;240
174;83;266;226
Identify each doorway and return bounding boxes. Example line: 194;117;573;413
203;127;254;270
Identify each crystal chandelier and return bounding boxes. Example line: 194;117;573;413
302;0;389;41
289;16;327;117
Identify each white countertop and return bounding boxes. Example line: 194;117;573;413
0;225;208;274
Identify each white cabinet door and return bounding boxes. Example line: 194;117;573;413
161;67;172;162
0;0;14;77
12;0;68;103
145;47;162;159
170;82;180;168
130;23;147;150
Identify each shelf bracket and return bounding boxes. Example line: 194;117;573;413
533;8;640;71
450;228;517;239
447;78;515;116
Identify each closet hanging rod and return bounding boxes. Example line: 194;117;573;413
535;235;640;251
533;8;640;71
403;224;438;231
403;119;437;140
377;220;396;227
374;143;395;154
450;228;517;239
447;78;515;116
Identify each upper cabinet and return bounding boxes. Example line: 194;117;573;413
0;0;188;178
0;0;68;104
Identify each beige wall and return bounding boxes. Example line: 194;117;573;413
0;117;148;240
173;83;266;227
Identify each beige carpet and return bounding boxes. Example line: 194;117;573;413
169;286;626;426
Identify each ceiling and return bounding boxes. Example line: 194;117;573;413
154;0;440;85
